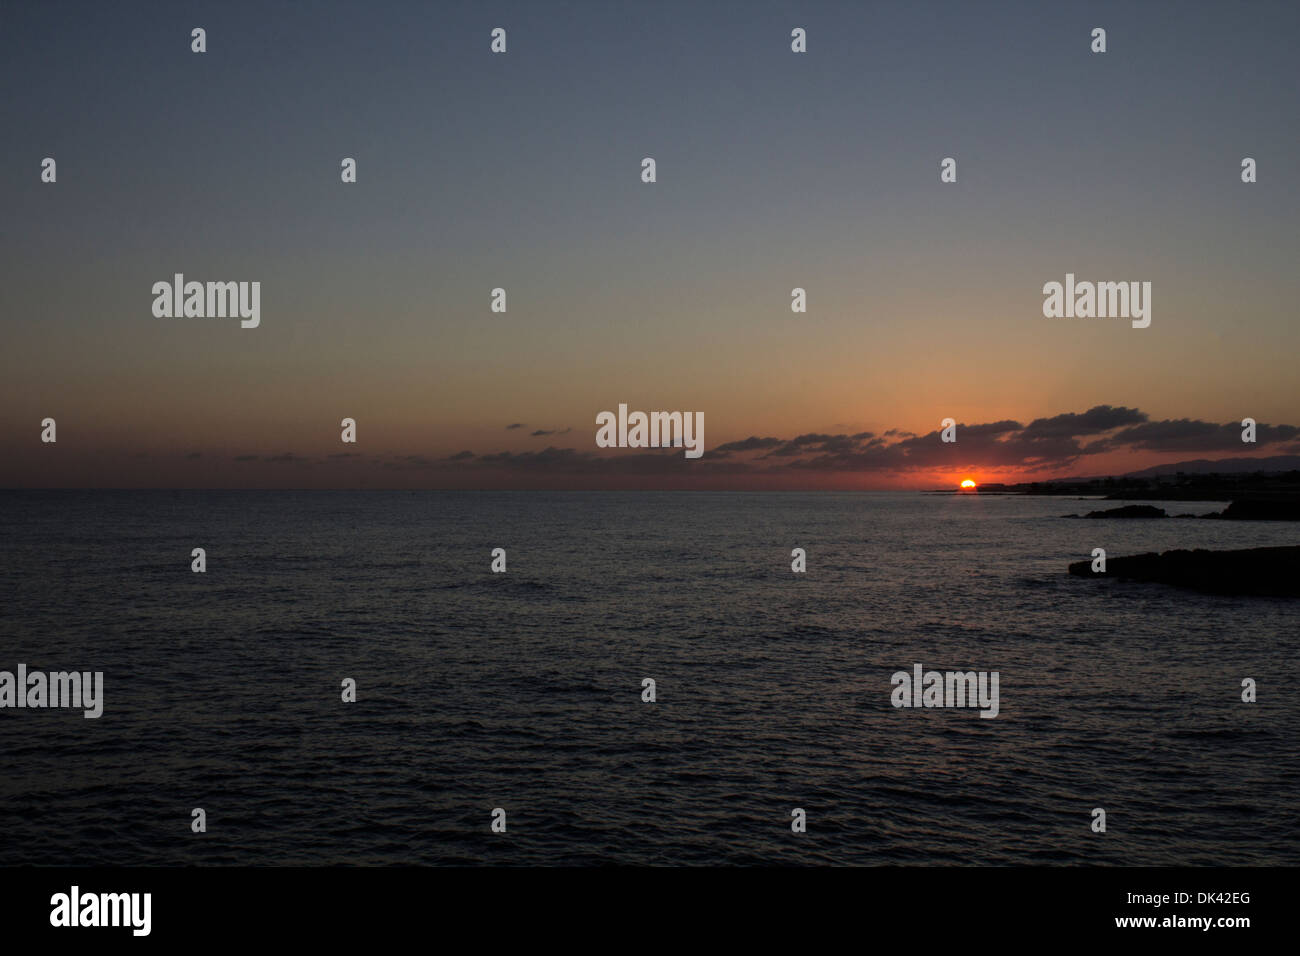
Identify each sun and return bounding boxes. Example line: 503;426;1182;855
960;479;977;490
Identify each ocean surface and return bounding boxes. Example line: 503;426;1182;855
1;490;1296;866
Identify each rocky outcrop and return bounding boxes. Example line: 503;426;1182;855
1062;504;1168;519
1200;499;1300;521
1068;545;1300;596
1062;499;1300;520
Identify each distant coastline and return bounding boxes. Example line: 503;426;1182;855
929;466;1300;502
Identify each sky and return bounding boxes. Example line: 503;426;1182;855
2;0;1297;489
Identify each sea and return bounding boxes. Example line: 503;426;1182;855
1;490;1296;865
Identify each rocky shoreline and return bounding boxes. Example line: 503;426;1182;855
1068;545;1300;597
1063;499;1300;520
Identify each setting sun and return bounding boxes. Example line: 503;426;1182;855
960;479;977;489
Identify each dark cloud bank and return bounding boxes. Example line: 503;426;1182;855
221;406;1300;487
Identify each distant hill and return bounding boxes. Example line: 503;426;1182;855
958;456;1300;500
934;456;1300;497
1124;455;1300;478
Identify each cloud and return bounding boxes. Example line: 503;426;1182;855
715;436;783;452
1108;418;1300;452
232;452;310;464
640;408;1299;478
1020;404;1147;440
505;423;525;430
439;445;753;476
212;406;1300;484
375;454;438;469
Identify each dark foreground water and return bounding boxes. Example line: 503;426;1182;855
0;490;1296;865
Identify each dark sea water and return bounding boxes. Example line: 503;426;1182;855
1;490;1296;866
